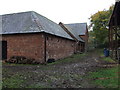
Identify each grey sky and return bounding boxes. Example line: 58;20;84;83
0;0;115;25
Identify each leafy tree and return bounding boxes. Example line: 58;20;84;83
89;5;114;47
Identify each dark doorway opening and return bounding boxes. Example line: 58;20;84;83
1;41;7;60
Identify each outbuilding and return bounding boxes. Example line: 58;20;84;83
59;22;88;52
0;11;76;63
59;22;85;53
108;0;120;61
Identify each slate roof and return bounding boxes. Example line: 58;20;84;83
0;11;73;40
65;23;87;35
59;23;84;42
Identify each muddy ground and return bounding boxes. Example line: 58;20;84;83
2;49;118;88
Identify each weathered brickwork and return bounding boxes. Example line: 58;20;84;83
79;35;88;51
80;35;88;43
75;42;84;53
45;34;75;61
2;33;76;63
1;11;87;63
2;33;45;63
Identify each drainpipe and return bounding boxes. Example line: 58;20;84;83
44;33;46;62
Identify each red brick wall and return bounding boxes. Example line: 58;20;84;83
2;33;76;63
75;42;81;53
79;34;89;52
45;34;75;61
80;35;88;43
2;33;45;63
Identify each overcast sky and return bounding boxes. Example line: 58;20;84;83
0;0;115;25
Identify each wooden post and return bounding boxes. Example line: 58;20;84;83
114;13;118;60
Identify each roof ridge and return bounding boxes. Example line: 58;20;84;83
31;12;44;31
33;11;59;26
63;23;85;42
32;12;74;40
59;22;78;41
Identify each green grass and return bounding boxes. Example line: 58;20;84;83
102;57;116;63
96;48;116;63
48;53;87;65
86;65;119;88
2;74;25;88
26;83;52;88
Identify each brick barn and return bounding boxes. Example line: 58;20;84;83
1;11;77;63
59;22;88;52
59;22;85;53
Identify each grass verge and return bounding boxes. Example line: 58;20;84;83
48;53;87;65
2;74;25;88
102;57;116;63
96;48;116;63
86;65;119;88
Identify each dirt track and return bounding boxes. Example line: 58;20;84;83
2;49;117;88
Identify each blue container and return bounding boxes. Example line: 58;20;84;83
104;48;109;57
